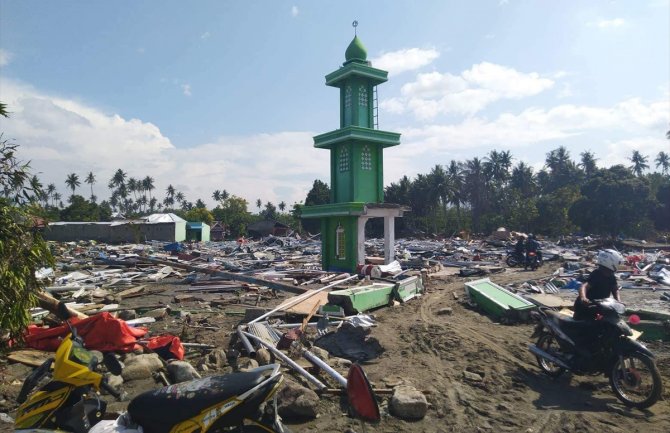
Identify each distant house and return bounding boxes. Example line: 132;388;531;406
210;221;227;241
247;220;291;238
186;221;210;242
43;213;187;243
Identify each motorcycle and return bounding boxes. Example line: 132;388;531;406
15;321;380;432
528;298;663;409
505;249;525;267
524;251;541;270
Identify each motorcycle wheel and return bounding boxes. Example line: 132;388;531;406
536;334;566;377
609;352;663;409
506;256;518;267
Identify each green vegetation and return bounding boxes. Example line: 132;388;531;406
1;106;54;344
382;146;670;238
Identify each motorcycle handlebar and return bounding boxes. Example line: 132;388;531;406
100;378;123;401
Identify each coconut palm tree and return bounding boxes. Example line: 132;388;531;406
629;150;649;177
221;189;229;201
65;173;80;197
655;151;669;175
46;183;56;206
447;160;465;230
53;192;62;208
256;198;262;211
212;190;221;202
579;151;598;178
142;176;155;204
278;201;286;212
85;171;96;201
175;191;185;207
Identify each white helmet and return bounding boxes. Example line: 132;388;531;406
596;249;624;272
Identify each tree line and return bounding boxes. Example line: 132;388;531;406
375;146;670;239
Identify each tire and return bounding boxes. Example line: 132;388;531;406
609;352;663;409
506;256;518;267
535;334;566;378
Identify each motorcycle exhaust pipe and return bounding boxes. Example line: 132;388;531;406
528;344;570;370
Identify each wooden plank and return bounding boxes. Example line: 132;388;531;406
8;349;51;367
115;285;146;298
279;291;329;315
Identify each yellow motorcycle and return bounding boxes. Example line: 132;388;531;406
15;322;380;433
15;322;124;433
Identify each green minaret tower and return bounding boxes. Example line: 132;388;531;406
302;30;406;272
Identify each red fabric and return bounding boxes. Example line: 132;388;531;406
143;335;185;360
25;312;147;353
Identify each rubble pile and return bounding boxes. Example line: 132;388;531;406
1;233;669;429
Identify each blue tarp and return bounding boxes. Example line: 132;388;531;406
164;242;184;252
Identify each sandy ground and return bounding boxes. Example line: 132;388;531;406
2;266;669;433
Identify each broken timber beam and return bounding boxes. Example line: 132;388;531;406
140;256;308;295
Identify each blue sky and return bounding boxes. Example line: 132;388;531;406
1;0;668;208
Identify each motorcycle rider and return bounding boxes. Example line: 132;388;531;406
514;235;526;262
573;249;624;320
525;234;540;268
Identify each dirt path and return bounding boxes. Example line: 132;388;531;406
299;268;670;433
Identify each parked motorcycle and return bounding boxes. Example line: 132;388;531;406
15;322;125;432
16;321;380;432
528;298;663;408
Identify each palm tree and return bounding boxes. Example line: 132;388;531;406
65;173;80;197
428;164;453;233
463;158;488;232
46;183;56;206
166;184;175;200
175;191;185;207
127;177;138;201
629;150;649;177
149;197;157;212
110;169;126;189
212;190;221;202
447;160;465;230
579;151;598;178
53;192;62;208
510;161;536;197
142;176;155;204
85;171;96;201
256;198;262;211
221;189;229;201
278;201;286;212
655;151;669;175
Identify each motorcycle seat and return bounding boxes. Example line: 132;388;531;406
128;370;265;433
545;310;591;336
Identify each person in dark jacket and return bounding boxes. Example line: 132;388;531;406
525;234;540;268
573;249;624;320
514;236;526;262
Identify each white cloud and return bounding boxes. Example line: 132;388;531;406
379;95;669;182
370;48;440;76
0;79;327;207
591;18;626;28
602;137;669;169
291;6;299;17
201;32;210;40
388;62;555;119
556;83;574;99
181;84;192;97
0;49;13;66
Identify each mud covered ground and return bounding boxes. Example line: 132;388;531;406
2;267;669;433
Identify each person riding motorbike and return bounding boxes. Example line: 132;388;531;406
514;236;526;261
573;249;624;320
525;234;540;267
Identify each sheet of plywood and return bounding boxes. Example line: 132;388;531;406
278;290;329;315
8;349;52;367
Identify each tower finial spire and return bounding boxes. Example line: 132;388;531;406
352;20;358;36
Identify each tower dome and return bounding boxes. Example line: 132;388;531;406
345;36;367;63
